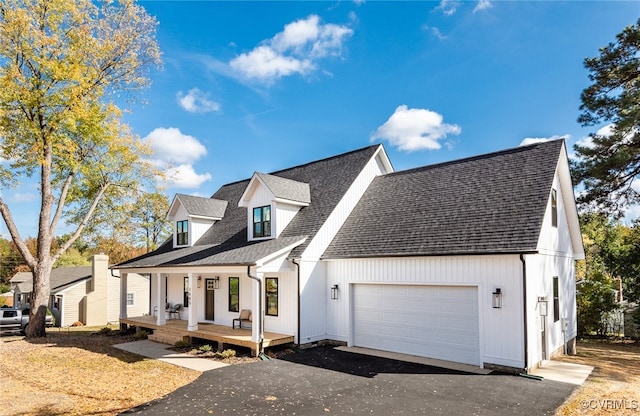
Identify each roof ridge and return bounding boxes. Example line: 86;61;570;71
384;139;564;178
209;144;382;196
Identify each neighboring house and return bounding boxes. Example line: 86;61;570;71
11;255;149;327
113;140;584;372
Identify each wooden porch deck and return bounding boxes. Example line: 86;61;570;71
120;315;294;356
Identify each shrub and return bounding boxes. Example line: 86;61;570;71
215;349;236;359
133;330;149;341
199;344;213;353
97;327;113;335
174;339;191;349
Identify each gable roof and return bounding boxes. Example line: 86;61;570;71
170;194;228;219
323;140;566;258
115;145;383;269
240;172;311;206
14;266;92;294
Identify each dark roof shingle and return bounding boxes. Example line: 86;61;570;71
323;140;564;258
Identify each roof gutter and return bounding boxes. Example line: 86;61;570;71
520;253;529;373
247;265;264;354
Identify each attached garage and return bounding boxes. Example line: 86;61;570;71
352;284;480;366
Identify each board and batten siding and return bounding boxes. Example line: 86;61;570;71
325;255;526;369
191;218;215;247
298;150;391;344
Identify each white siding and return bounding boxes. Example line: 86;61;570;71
108;273;150;322
326;255;526;369
191;218;215;245
298;259;327;343
302;151;390;260
275;202;301;237
245;185;275;242
59;281;89;327
172;204;189;247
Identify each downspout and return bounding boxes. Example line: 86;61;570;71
520;254;529;373
291;259;301;347
247;265;264;354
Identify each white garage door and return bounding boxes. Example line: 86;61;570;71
353;285;480;366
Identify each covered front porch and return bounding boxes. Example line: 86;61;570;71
121;315;294;356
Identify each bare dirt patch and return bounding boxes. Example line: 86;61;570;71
0;326;199;416
556;340;640;415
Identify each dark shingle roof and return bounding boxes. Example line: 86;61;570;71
15;266;92;293
255;172;311;204
175;194;228;218
116;145;382;268
323;140;564;258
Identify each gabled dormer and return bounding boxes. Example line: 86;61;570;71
167;194;228;247
238;172;311;241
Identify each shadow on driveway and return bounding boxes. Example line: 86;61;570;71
122;345;576;416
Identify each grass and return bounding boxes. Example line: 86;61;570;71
556;340;640;415
0;325;198;416
1;328;638;415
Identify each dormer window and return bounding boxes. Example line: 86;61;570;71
253;206;271;238
176;220;189;246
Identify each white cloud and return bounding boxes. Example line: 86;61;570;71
435;0;460;16
371;105;461;152
229;15;353;84
143;127;211;189
166;164;212;189
423;25;447;40
177;88;221;113
519;134;571;147
473;0;493;13
144;127;207;165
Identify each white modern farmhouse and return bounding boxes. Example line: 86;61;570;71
113;140;584;372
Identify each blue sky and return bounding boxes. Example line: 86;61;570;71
2;0;639;239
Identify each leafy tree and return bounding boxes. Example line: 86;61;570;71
130;192;171;252
572;19;640;216
0;0;160;337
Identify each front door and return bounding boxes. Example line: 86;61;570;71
205;279;215;321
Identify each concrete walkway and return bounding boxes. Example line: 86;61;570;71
530;360;594;385
114;340;227;372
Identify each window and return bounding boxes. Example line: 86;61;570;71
176;220;189;245
553;277;559;322
126;292;135;306
229;277;239;312
265;277;278;316
551;189;558;228
253;206;271;238
183;277;190;307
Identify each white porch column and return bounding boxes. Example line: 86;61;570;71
251;271;263;344
187;272;198;331
119;272;128;323
155;273;166;325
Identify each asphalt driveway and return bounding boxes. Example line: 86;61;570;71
122;346;576;416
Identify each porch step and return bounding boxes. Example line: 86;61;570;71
148;330;188;346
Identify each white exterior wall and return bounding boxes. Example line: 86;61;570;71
326;255;525;369
191;218;215;245
108;272;150;322
527;169;579;367
59;281;88;327
299;151;391;344
275;202;301;238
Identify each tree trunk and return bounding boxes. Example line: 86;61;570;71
26;258;53;337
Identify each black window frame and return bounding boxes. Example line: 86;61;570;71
265;277;278;316
183;276;190;307
176;220;189;245
253;205;271;238
553;276;559;322
551;189;558;228
229;277;239;312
